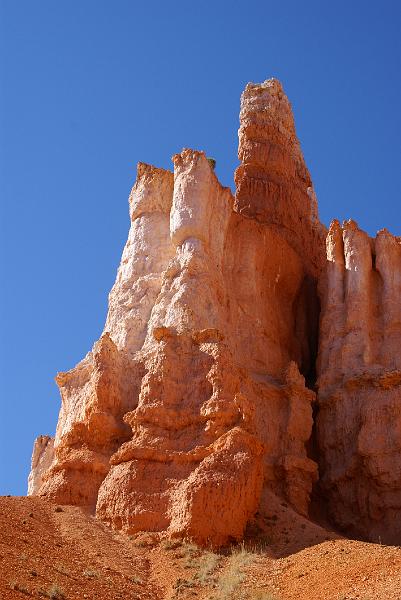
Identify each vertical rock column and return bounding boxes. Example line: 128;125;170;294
317;220;345;382
105;163;175;353
317;220;401;544
143;149;233;335
342;220;374;368
376;229;401;369
234;78;325;278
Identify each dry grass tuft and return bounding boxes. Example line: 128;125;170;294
130;532;159;547
194;551;221;585
46;583;66;599
37;584;66;599
209;542;258;599
9;581;30;595
161;538;183;550
83;569;99;578
248;591;278;600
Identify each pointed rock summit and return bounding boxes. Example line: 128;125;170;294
29;79;401;547
235;78;325;277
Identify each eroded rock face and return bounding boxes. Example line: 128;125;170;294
28;78;400;547
28;436;54;496
95;143;318;546
317;220;401;544
36;334;143;505
234;79;325;279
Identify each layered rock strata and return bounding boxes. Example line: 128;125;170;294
29;78;401;547
234;79;325;278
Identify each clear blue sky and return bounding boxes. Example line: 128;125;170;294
1;1;400;495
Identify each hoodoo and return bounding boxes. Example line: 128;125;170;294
29;79;401;547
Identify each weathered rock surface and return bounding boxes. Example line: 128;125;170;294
27;436;54;496
28;78;401;546
317;220;401;544
234;79;325;278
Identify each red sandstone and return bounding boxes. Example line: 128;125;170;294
28;78;401;548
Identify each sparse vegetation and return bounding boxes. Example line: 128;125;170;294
9;581;30;595
161;538;183;550
174;543;278;600
169;541;221;596
193;551;220;585
39;583;66;599
131;532;158;547
178;541;199;562
54;564;69;576
247;591;277;600
173;577;196;593
83;569;99;578
49;583;66;600
210;543;257;599
168;540;271;599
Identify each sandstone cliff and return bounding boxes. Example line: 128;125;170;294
29;78;401;547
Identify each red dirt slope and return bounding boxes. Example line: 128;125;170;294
1;496;401;600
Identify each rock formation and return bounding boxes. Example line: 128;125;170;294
29;79;401;547
317;220;401;544
28;436;54;496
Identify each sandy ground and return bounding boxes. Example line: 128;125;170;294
1;496;400;599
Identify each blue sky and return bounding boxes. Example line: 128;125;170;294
1;0;400;495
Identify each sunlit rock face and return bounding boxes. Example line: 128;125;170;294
28;436;54;496
28;78;401;547
317;220;401;545
234;79;325;279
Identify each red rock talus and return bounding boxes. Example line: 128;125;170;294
317;220;401;544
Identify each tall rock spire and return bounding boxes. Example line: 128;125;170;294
234;78;325;277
